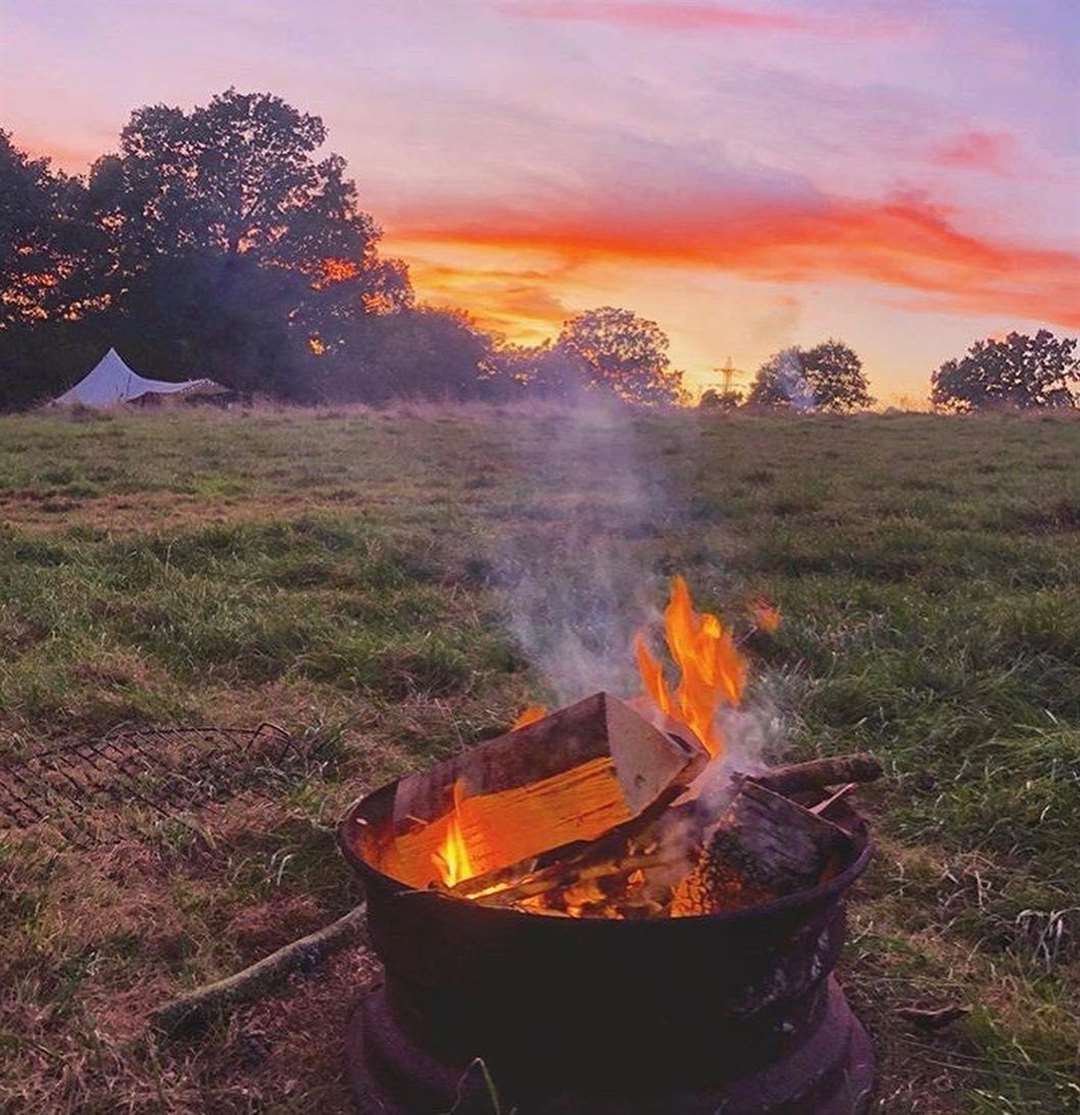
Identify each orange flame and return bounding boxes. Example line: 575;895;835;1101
431;780;475;887
512;705;547;730
635;576;746;758
750;597;781;634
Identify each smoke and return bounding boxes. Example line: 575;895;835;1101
496;392;784;770
491;394;795;906
496;390;676;704
775;348;816;412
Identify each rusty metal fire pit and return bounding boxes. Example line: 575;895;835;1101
338;776;875;1114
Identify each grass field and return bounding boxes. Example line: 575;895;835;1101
1;404;1078;1114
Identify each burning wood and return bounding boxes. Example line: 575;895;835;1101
671;782;850;917
374;692;707;890
356;578;882;922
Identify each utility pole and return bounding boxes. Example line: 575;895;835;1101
710;356;748;396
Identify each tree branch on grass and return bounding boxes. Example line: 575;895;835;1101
150;903;368;1037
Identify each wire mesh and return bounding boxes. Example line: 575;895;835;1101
0;723;301;848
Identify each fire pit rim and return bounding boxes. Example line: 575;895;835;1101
338;789;874;928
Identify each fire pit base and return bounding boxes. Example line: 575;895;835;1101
345;976;875;1115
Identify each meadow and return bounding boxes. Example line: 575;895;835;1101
0;404;1077;1114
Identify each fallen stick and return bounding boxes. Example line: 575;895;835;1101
749;753;882;797
150;904;368;1036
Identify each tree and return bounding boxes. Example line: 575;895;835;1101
495;340;589;399
557;306;684;404
747;348;815;410
329;307;502;404
0;131;97;331
931;330;1079;412
802;340;873;411
747;341;872;412
110;252;313;398
85;89;411;393
698;387;742;409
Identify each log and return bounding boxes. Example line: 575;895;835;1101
474;850;682;907
672;782;850;917
383;693;706;888
149;904;368;1036
450;779;683;901
749;753;882;797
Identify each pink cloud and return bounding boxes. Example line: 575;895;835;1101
931;130;1017;174
501;2;811;33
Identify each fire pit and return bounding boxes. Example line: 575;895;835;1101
338;581;877;1113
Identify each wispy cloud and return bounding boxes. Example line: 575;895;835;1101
498;1;917;38
501;1;809;33
930;130;1017;174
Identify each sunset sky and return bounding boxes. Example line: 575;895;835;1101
3;0;1078;401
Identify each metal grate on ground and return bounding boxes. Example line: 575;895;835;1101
0;723;305;848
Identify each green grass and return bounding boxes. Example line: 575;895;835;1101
0;404;1077;1113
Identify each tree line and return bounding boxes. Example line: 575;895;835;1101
1;89;1076;412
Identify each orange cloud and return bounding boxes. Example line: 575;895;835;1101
403;256;571;340
394;194;1080;330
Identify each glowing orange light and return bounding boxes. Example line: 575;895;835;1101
318;257;359;286
750;597;781;634
635;576;747;758
431;780;475;888
511;705;547;730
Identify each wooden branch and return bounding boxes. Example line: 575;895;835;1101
150;904;368;1036
749;753;882;797
896;1004;971;1031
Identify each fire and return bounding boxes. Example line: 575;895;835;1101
431;780;475;887
635;576;747;758
512;705;547;730
750;597;781;634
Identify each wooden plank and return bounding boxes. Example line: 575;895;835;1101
378;693;706;889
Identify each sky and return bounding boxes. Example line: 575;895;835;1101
3;0;1078;402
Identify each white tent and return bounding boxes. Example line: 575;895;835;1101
55;349;224;408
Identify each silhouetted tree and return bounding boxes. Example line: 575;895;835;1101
557;307;684;404
931;331;1079;412
76;90;412;397
0;131;98;331
747;348;814;410
747;341;871;411
110;253;313;397
496;340;589;399
698;387;742;410
327;307;502;404
802;340;873;411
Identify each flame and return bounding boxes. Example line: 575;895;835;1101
431;780;475;887
635;576;747;758
512;705;547;730
750;597;781;634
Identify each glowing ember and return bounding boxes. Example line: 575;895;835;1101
635;576;747;758
750;597;782;634
511;705;548;730
431;780;475;887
